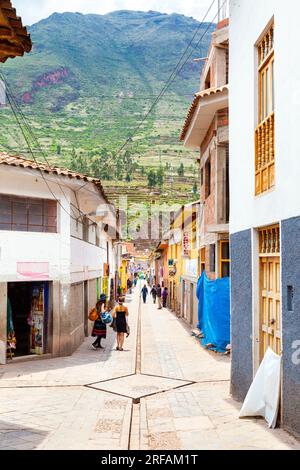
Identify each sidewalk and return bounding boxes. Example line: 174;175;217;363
0;286;299;450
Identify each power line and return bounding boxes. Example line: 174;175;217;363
111;0;225;161
0;73;87;221
0;2;223;200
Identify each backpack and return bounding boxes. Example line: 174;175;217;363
101;311;113;324
88;308;98;322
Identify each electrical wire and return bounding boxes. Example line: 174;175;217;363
0;74;82;220
0;2;223;203
112;0;226;161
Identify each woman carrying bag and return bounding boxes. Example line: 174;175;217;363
111;296;129;351
90;294;108;350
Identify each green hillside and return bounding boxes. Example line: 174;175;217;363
0;10;214;204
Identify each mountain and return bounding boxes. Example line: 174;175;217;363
0;10;215;205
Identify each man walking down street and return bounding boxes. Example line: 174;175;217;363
157;284;162;309
162;287;168;308
141;284;149;304
150;285;157;304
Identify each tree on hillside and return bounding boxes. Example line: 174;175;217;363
192;181;199;197
90;147;113;180
57;144;61;155
157;166;164;188
147;169;157;188
177;163;185;177
70;148;89;175
125;173;131;182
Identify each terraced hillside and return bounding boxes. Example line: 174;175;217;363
0;10;215;205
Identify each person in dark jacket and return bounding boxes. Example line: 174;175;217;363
150;285;157;304
162;287;168;308
91;294;107;349
157;284;162;309
141;284;149;304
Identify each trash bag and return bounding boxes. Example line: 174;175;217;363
239;348;282;428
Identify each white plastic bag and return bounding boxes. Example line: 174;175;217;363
239;347;282;428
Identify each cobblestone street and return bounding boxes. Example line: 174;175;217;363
0;285;299;450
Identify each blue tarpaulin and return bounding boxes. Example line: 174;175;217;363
196;272;230;353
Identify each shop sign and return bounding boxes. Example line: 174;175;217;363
182;231;190;258
17;262;49;280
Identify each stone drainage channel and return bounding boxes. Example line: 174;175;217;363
85;296;196;450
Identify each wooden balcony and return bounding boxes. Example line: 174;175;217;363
255;112;275;195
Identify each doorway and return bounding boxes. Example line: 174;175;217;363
190;283;194;325
7;282;49;358
84;281;88;337
259;226;281;359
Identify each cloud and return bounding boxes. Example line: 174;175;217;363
13;0;218;25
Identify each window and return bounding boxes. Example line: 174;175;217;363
209;244;215;273
0;194;57;233
82;216;89;242
205;157;211;199
205;68;211;89
220;241;230;278
255;23;274;195
200;247;206;274
192;208;197;249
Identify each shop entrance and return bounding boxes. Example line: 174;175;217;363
7;282;49;358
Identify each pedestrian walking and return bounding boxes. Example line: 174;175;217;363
157;284;162;309
141;284;149;304
91;294;107;350
127;278;132;294
112;296;129;351
162;287;168;308
150;285;157;304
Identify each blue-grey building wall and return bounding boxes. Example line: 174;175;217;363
230;229;253;401
281;216;300;438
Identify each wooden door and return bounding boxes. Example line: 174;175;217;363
260;256;281;358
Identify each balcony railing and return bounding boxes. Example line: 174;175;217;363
255;112;275;195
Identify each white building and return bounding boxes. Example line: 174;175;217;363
230;0;300;437
0;153;118;364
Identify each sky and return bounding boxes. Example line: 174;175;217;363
13;0;218;26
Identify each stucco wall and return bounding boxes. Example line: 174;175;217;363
230;0;300;235
281;216;300;438
230;229;253;401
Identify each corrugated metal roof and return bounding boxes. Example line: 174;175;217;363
180;85;229;142
0;152;108;200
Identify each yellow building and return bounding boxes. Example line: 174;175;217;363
167;201;200;326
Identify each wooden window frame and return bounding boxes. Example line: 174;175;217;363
209;243;216;273
205;157;211;199
200;247;206;274
255;23;275;196
219;240;230;278
0;194;57;233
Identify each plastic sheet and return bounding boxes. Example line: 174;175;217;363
239;348;282;428
196;272;230;353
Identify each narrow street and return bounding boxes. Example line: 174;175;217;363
0;284;298;451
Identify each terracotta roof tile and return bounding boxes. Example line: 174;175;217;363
0;0;32;62
0;152;109;201
180;85;229;142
